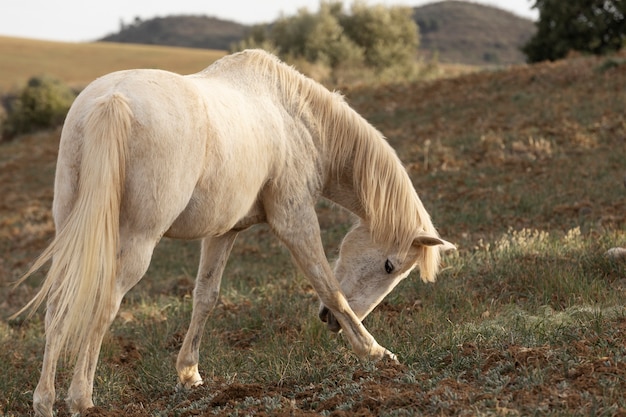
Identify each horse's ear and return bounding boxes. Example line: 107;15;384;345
413;233;456;252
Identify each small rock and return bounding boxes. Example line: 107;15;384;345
605;247;626;260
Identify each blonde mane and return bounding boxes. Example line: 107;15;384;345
219;50;440;275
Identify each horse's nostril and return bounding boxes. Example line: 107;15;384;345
319;306;329;322
327;311;341;333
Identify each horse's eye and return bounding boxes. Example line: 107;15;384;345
384;259;394;274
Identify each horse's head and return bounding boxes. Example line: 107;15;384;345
319;222;455;332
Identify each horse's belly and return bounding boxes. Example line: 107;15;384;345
164;188;263;239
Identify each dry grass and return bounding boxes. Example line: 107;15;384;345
0;36;225;91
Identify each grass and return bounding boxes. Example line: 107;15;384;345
0;36;226;92
1;47;626;416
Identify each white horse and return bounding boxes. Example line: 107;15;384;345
14;49;454;417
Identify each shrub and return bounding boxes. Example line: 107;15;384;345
232;1;419;84
2;76;76;141
341;2;419;75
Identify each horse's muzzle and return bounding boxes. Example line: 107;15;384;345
318;306;341;333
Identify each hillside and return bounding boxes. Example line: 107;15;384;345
101;15;247;51
98;1;535;66
414;1;535;65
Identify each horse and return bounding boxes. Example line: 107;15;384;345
13;49;454;417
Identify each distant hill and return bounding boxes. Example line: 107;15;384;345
101;15;246;51
99;1;536;66
414;1;535;65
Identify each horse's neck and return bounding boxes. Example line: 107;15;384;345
322;166;366;220
317;106;374;221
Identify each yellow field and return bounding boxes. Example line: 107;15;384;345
0;36;226;92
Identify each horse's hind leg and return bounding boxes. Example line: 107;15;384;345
177;232;238;387
33;292;63;417
65;234;157;413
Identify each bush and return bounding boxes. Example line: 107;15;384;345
2;76;76;141
232;0;419;84
341;2;419;76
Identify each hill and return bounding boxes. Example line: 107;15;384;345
97;1;536;66
414;1;535;65
101;15;247;51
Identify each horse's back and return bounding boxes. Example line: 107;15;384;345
165;76;293;238
55;67;288;240
55;69;217;238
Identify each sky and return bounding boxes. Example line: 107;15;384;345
0;0;538;43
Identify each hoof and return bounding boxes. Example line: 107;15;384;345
33;402;54;417
189;378;204;388
383;349;399;363
66;396;94;415
33;390;56;417
363;342;399;363
177;364;203;389
178;378;204;391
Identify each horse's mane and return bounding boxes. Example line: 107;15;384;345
207;50;440;279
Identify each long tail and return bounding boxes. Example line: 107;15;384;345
12;93;132;360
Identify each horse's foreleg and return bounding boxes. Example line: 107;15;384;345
177;232;238;388
267;203;395;362
65;236;156;414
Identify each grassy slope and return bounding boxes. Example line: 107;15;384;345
0;36;226;91
1;48;626;416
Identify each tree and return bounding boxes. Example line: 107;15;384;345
523;0;626;62
233;1;419;80
341;1;419;75
269;2;363;68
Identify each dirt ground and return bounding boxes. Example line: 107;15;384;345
78;339;626;416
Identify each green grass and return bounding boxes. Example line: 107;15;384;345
1;51;626;416
5;228;624;415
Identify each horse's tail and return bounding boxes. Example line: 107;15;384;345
12;93;132;360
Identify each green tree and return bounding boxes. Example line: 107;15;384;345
302;2;364;68
523;0;626;62
341;1;419;75
233;1;419;80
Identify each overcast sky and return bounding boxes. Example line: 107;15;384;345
0;0;537;43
